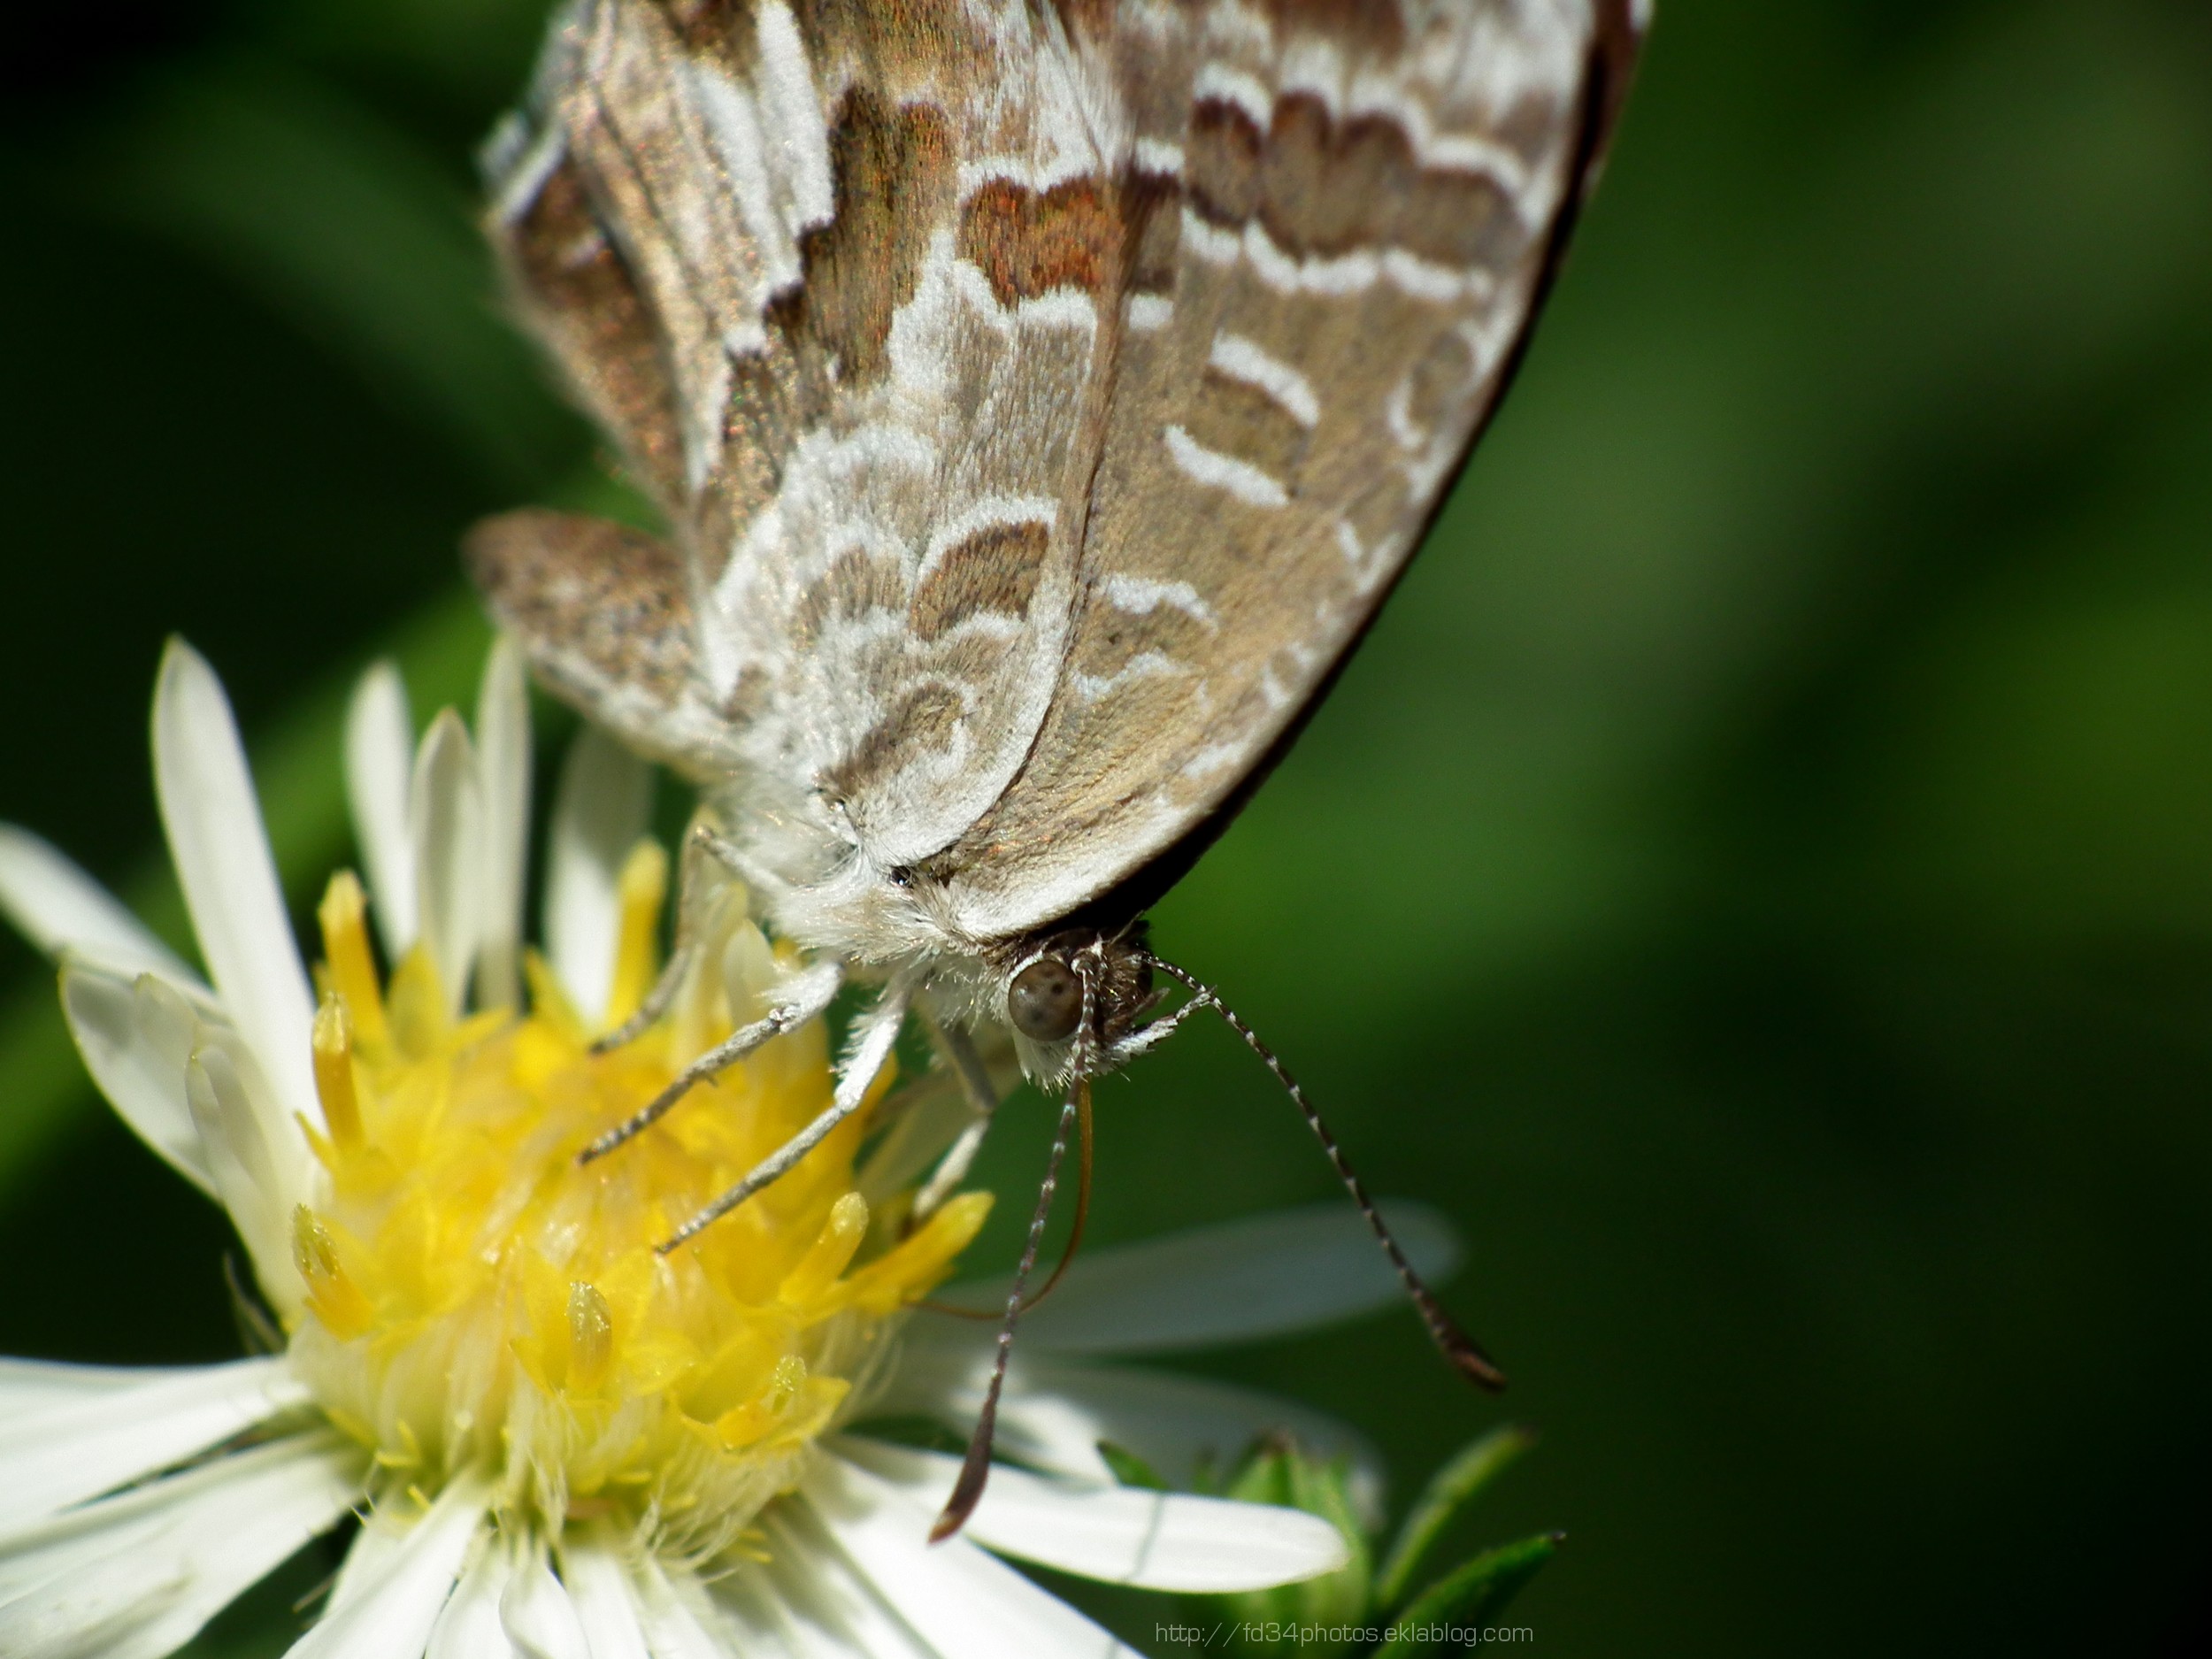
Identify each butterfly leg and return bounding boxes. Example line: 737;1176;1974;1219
910;1021;1001;1226
1101;991;1208;1066
592;821;761;1055
657;972;918;1253
580;957;843;1163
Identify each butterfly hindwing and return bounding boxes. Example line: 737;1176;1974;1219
488;0;1127;876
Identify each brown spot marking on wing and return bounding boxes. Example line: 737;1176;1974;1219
1187;101;1264;227
656;0;987;103
1186;365;1310;482
1049;0;1118;42
958;177;1123;306
1049;0;1404;51
791;0;974;65
504;157;686;502
657;0;745;50
794;547;910;646
1072;588;1214;677
1256;0;1408;53
1122;165;1184;297
909;520;1052;641
1187;94;1525;272
694;349;796;578
770;87;954;386
826;682;964;797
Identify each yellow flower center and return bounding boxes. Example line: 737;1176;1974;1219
284;848;989;1561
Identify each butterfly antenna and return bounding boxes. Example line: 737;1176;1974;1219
932;964;1102;1541
930;1075;1088;1543
921;1078;1093;1320
1146;957;1507;1392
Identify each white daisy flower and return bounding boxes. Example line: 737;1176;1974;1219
0;639;1459;1659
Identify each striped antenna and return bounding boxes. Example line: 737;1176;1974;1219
931;965;1102;1543
1145;956;1506;1392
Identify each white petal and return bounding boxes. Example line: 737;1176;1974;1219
185;1041;308;1321
800;1455;1137;1659
323;1503;403;1617
345;662;418;959
500;1541;591;1659
410;710;487;1020
59;965;218;1199
542;726;652;1023
288;1474;489;1659
0;1427;361;1659
0;1357;160;1417
427;1532;519;1659
474;638;532;1012
871;1348;1386;1529
833;1439;1348;1593
693;1562;808;1659
943;1200;1461;1356
748;1509;933;1659
558;1537;649;1659
629;1556;735;1659
0;825;200;987
153;640;320;1133
0;1356;309;1531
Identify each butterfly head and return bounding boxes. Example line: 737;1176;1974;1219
997;923;1160;1080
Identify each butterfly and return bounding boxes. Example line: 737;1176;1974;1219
469;0;1642;1532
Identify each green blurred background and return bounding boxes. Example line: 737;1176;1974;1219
4;2;2209;1653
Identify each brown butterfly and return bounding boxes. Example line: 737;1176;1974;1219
470;0;1643;1534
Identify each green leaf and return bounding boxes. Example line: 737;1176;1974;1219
1219;1438;1372;1654
1371;1532;1560;1659
835;1416;970;1458
1097;1440;1169;1492
1373;1425;1537;1613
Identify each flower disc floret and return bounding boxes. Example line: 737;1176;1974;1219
288;848;987;1563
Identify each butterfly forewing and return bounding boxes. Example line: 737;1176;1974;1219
934;0;1636;937
479;0;1641;950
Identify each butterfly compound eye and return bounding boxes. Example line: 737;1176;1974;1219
1008;956;1082;1042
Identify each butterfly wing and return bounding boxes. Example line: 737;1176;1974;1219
477;0;1640;945
929;0;1646;938
483;0;1129;867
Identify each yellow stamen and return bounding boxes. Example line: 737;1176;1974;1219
779;1194;870;1306
568;1282;614;1392
605;839;669;1028
291;1205;372;1340
842;1192;995;1315
373;1419;423;1471
385;947;446;1060
311;994;365;1151
728;1529;772;1565
317;872;388;1050
712;1354;832;1451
